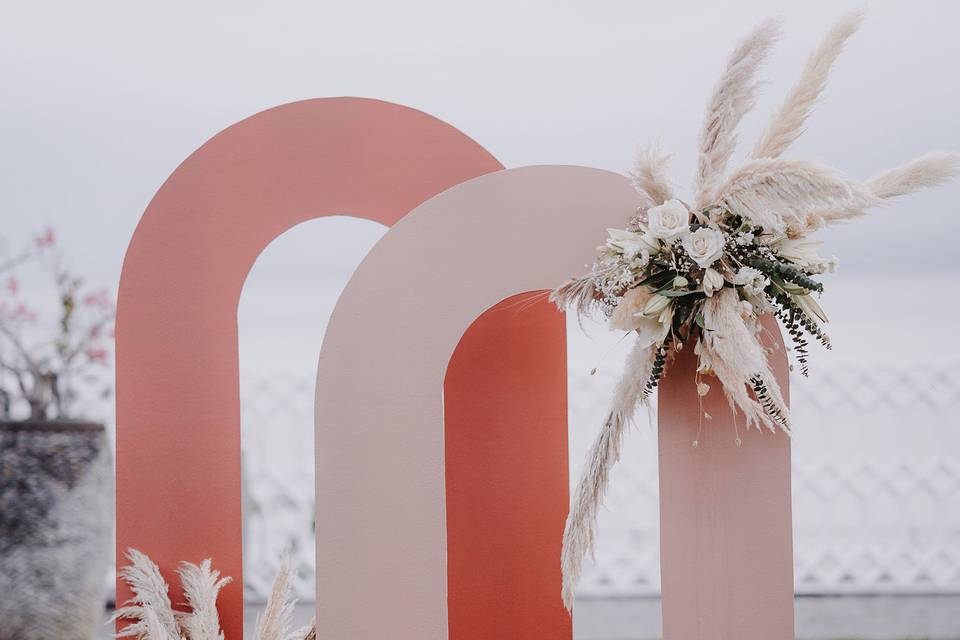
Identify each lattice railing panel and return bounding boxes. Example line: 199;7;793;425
239;363;960;601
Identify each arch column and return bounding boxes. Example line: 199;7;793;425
314;166;642;638
115;97;516;639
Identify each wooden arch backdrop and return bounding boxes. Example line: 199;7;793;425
115;98;569;638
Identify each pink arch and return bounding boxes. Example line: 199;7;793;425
313;166;642;638
114;98;543;638
314;165;794;638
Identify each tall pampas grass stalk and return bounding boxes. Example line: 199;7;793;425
254;553;304;640
695;17;781;206
114;549;316;640
177;560;231;640
560;341;655;610
866;151;960;200
113;549;181;639
714;157;876;232
792;152;960;230
752;11;863;160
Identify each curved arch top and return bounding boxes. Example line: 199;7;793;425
314;166;643;638
115;98;504;639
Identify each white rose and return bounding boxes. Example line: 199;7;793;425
682;226;726;268
647;199;690;242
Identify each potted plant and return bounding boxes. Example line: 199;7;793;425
0;228;115;640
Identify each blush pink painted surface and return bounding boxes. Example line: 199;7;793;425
115;98;515;638
658;315;795;639
314;166;643;638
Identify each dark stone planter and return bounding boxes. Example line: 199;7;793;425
0;420;113;640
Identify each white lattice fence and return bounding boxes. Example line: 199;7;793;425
239;363;960;602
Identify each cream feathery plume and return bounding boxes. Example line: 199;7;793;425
628;143;674;207
550;272;602;321
113;548;181;640
752;11;863;159
143;608;180;640
561;339;656;610
701;290;789;433
714;157;875;232
254;553;298;640
788;151;960;233
290;619;316;640
865;151;960;199
177;559;231;640
695;17;782;207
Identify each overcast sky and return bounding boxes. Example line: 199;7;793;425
2;0;959;297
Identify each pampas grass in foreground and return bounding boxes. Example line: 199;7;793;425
113;550;313;640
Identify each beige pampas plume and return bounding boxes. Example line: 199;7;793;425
560;340;655;610
752;11;863;160
793;152;960;231
254;553;299;640
550;272;602;320
113;548;181;640
628;143;673;208
701;290;789;434
865;151;960;199
177;559;231;640
114;550;317;640
254;551;316;640
714;157;875;232
143;608;180;640
695;17;782;207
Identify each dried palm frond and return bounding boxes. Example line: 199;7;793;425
560;340;655;610
628;143;674;208
714;157;875;232
178;560;231;640
113;549;180;640
695;18;781;206
752;11;863;159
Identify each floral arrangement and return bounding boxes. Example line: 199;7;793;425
0;228;114;421
551;13;959;608
114;549;315;640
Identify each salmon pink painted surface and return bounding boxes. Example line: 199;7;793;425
115;97;537;638
658;315;795;639
314;166;642;638
446;294;571;639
